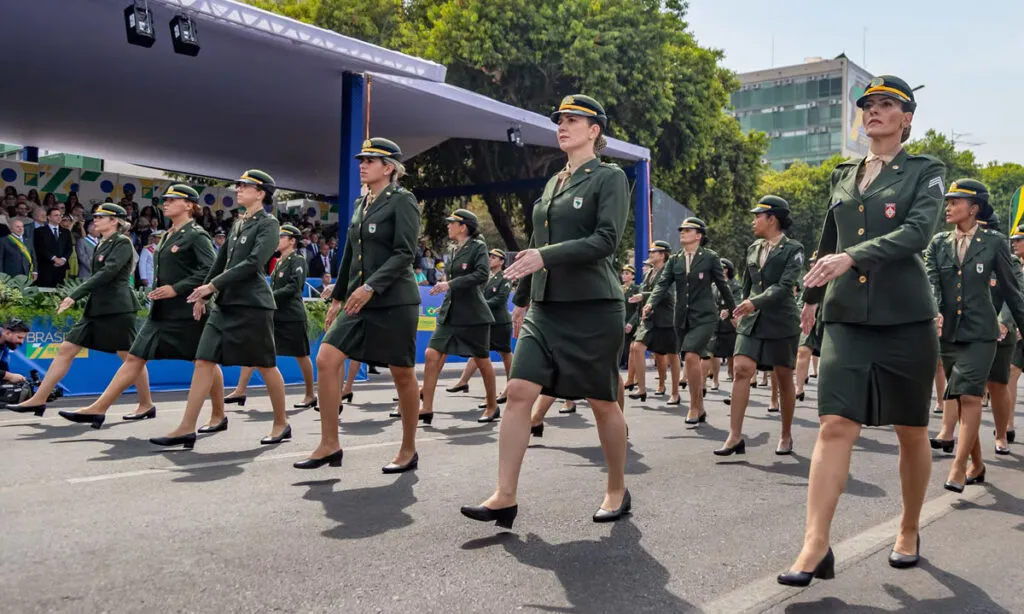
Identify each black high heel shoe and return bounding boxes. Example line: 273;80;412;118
624;383;637;391
768;406;780;413
150;433;197;449
418;412;434;425
198;417;228;434
943;479;965;493
628;392;647;402
294;449;343;469
342;392;354;403
995;443;1011;455
7;403;46;416
965;467;986;485
496;395;508;405
713;439;745;456
666;397;681;405
446;384;469;394
389;408;401;418
260;425;292;445
122;406;156;421
795;391;805;402
889;535;921;569
382;452;419;474
530;423;544;438
929;437;955;453
684;412;707;427
58;410;105;429
294;397;318;409
558;403;577;414
593;490;631;523
477;408;500;423
1008;429;1016;444
224;395;247;406
461;503;518;529
777;548;835;587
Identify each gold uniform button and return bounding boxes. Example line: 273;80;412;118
858;205;864;212
957;270;962;276
857;228;865;236
957;309;962;315
957;296;961;301
358;255;362;260
957;283;961;288
859;275;867;283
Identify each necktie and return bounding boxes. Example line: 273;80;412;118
759;241;773;268
52;226;59;240
555;163;572;192
685;252;693;274
323;255;328;269
858;156;885;193
957;233;971;264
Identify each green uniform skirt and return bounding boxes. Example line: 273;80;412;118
195;305;276;367
490;322;513;354
678;322;716;356
129;317;205;361
712;330;736;359
634;321;677;356
510;299;623;401
818;321;938;427
988;342;1014;385
65;313;137;354
734;334;798;371
799;321;823;357
941;340;997;399
428;322;490;358
1013;340;1024;370
322;304;418;368
274;318;311;357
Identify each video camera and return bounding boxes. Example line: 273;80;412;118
0;370;62;407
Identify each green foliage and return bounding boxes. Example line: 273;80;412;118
904;129;980;181
980;162;1024;230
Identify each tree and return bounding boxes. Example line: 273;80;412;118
980;162;1024;230
904;129;979;181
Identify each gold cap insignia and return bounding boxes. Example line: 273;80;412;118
870;77;884;88
362;139;373;148
565;96;575;105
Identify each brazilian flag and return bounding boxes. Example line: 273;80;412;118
1010;185;1024;235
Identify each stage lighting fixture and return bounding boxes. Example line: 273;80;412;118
124;0;156;48
507;126;524;147
170;13;201;57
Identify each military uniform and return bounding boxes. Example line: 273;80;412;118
325;138;421;368
484;249;514;353
270;225;311;357
712;270;743;359
620;265;641;366
797;252;824;356
804;77;946;426
511;96;629;401
131;187;216;361
650;219;736;356
195;170;281;368
428;210;495;358
926;180;1024;399
65;204;140;353
634;241;678;355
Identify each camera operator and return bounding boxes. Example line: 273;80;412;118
1;319;30;384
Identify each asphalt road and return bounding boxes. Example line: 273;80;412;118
1;364;1021;613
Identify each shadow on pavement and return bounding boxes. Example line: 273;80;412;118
540;441;651;475
295;472;418;540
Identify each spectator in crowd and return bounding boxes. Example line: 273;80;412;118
3;186;17;200
137;231;161;288
212;229;226;252
66;192;83;211
414;265;428;286
33;206;73;287
26;189;41;208
0;219;33;278
305;231;321;262
308;239;331;278
76;220;99;280
24;206;48;257
320;272;331;290
13;201;31;224
42;192;58;211
435;261;446;283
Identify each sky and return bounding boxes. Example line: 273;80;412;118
685;0;1024;165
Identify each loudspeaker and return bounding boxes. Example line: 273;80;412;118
124;1;156;48
170;14;201;57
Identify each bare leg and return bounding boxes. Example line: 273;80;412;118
590;398;628;510
788;415;861;571
207;366;226;424
892;424;931;555
629;341;647;395
775;366;796;449
389;364;419;465
617;374;625;414
1009;365;1021;434
481;379;544;508
456;360;478;388
667;353;681;401
306;344;345;458
722;355;757;446
625;345;637;387
499;352;513;396
11;341;82;406
947;396;983;485
683;352;704;420
420;349;447;415
711;357;721;389
990;380;1011;449
771;373;780;409
164;360;218;436
228;367;255;399
116;350;153;411
477;357;499;418
295;356;316;403
530;395;558;426
341;360;359;398
795;346;812;396
727;356;735;381
934;360;947;413
77;355;148;415
655;354;667;392
256;366;288;437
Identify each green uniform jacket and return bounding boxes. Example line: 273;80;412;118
622;282;641;329
150;220;215;321
992;256;1024;347
271;250;308;323
70;233;139;317
803;150;945;326
650;247;736;329
926;228;1024;343
332;184;421;308
206;210;279;310
635;266;674;329
715;278;743;334
437;237;494;326
512;158;629;307
738;236;803;338
484;270;514;325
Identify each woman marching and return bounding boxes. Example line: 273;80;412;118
780;76;943;585
224;224;316;410
58;185;219;427
7;203;153;417
714;196;803;456
461;94;630;528
710;258;741;390
647;218;734;423
925;181;1024;491
295;139;421;472
445;248;514;409
794;253;823;403
418;209;499;423
620;264;641;379
150;170;290;449
629;241;680;404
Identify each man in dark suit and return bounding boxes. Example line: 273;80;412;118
33;207;73;287
0;219;34;278
308;239;331;278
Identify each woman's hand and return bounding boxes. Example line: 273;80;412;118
187;283;215;303
429;281;450;296
343;286;373;316
628;294;644;304
320;284;334;300
800;303;818;335
804;253;854;288
192;299;206;321
732;300;756;319
512;305;528;338
325;300;343;328
504;249;544;281
56;297;75;314
148;285;178;301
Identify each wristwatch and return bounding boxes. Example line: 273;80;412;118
362;283;374;293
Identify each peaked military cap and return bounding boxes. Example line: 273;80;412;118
237;169;275;189
213;229;226;237
720;257;735;271
649;240;672;253
161;183;200;203
1011;224;1024;241
750;194;791;215
622;264;636;274
445;208;479;231
678;217;707;233
93;203;127;218
978;211;1001;233
945;178;993;219
279;224;302;238
355;137;403;161
857;75;917;112
550;94;608;129
488;248;506;260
